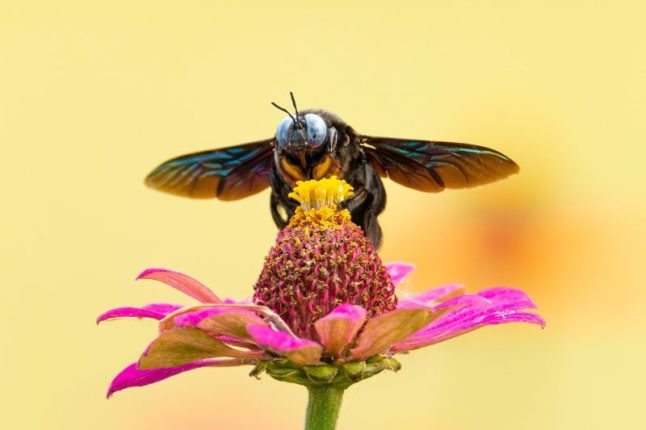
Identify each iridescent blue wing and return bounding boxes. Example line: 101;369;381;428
360;137;519;192
145;139;274;200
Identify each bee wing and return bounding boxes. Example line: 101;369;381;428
360;136;519;192
145;139;274;200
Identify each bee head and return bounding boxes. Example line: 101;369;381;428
272;93;328;154
274;113;327;152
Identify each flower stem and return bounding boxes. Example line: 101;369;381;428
305;386;345;430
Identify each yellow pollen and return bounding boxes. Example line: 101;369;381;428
289;206;352;230
288;176;354;211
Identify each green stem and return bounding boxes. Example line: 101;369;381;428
304;386;345;430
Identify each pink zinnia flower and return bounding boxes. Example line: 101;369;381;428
100;177;543;429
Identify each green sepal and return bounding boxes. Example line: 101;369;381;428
341;361;366;381
304;365;338;383
251;355;401;389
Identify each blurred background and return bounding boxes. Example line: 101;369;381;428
1;1;644;428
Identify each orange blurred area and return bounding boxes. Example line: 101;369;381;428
1;1;645;429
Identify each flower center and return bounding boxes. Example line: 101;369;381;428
253;177;397;341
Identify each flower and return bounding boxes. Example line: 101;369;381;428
253;177;397;340
100;177;544;397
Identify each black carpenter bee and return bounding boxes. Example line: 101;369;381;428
146;93;519;248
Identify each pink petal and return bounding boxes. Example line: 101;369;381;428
314;304;366;357
385;262;415;286
174;307;229;327
211;334;258;349
478;287;538;310
426;287;537;328
432;293;491;311
350;308;433;361
175;307;267;339
158;303;293;335
107;358;254;398
397;284;465;310
143;303;185;314
391;288;545;352
97;303;183;324
222;297;254;305
247;324;322;365
393;312;545;352
139;327;261;369
137;268;221;304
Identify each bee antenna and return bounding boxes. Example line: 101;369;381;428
290;91;300;118
271;101;297;124
289;92;305;129
290;92;305;129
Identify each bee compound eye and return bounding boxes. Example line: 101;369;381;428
304;114;327;148
276;116;293;148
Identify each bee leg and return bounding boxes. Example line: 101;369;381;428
341;189;368;213
340;189;381;248
363;209;383;249
339;169;387;248
363;174;386;249
353;168;386;248
270;192;291;229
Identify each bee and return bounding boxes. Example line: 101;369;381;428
146;93;519;248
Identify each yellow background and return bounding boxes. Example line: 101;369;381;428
1;1;645;428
